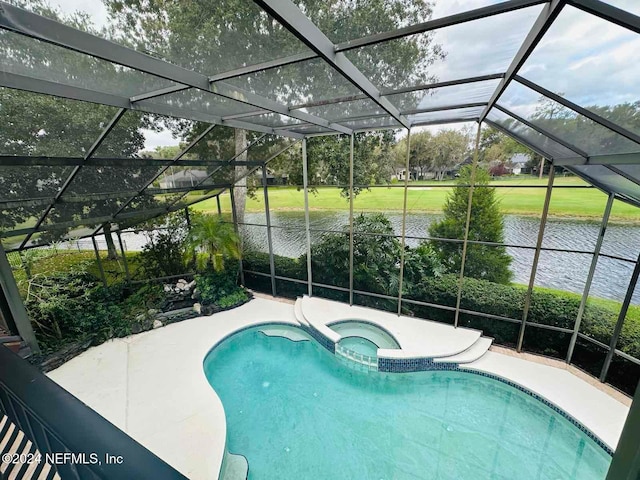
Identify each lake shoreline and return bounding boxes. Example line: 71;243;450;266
203;206;640;226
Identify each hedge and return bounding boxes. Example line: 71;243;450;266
243;251;640;395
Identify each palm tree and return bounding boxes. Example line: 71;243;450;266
186;214;240;272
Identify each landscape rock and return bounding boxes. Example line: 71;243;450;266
193;303;201;314
153;319;163;329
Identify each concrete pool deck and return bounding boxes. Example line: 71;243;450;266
48;296;630;479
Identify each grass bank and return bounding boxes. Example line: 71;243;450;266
191;176;640;224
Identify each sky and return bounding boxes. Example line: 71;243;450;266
39;0;639;150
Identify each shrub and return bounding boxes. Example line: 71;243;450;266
136;230;188;278
195;270;244;305
217;290;249;309
307;213;402;296
24;267;133;353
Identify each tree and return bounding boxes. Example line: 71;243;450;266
396;131;434;180
479;126;541;177
428;166;512;284
186;213;241;272
430;129;470;181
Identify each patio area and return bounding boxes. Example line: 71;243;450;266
47;296;630;479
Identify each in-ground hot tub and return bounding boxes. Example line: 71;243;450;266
328;320;401;351
328;320;400;369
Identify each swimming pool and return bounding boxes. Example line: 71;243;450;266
204;326;611;480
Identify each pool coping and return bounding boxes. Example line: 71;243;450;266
47;297;629;479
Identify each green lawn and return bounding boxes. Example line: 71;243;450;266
191;176;640;224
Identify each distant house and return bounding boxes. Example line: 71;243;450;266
255;168;289;185
510;153;531;175
393;168;415;181
159;169;209;189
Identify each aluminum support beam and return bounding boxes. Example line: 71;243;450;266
262;167;277;296
381;74;505;96
401;102;487;116
162;134;269;213
287;74;505;112
494;104;588;157
397;129;411;316
454;123;482;327
0;155;266;168
335;0;548;52
209;82;352;135
480;0;566;122
91;236;107;287
609;166;640;187
302;139;313;296
216;196;222;216
605;382;640;480
108;124;218;223
567;193;614;363
483;119;552;160
20;108;127;250
411;117;480;128
252;0;410;129
209;52;317;82
569;0;640;35
0;243;39;353
348;134;355;306
129;85;189;103
517;165;555;351
600;250;640;382
0;70;131;108
514;76;640;146
116;230;131;283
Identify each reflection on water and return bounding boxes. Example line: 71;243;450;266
239;211;640;304
84;210;639;304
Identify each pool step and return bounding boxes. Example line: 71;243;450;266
294;298;309;327
294;298;341;344
433;337;493;364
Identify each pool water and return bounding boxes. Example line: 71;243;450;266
338;336;379;357
204;327;611;480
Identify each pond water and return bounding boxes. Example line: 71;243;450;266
79;210;640;304
239;211;640;305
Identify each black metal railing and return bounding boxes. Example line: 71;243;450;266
0;345;187;480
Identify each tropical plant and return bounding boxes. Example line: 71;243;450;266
429;165;513;284
186;214;240;272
